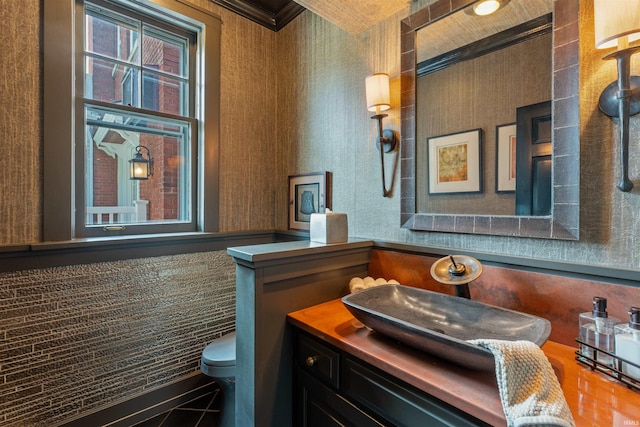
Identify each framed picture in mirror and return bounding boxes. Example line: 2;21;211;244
495;123;517;193
427;129;482;195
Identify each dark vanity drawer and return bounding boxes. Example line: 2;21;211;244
295;367;384;427
342;356;489;427
296;332;340;388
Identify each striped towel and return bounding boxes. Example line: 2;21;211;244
468;339;575;427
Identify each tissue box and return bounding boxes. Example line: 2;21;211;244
310;213;348;244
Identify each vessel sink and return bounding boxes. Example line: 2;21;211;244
342;284;551;371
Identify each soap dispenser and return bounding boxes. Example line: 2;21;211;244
579;297;620;368
614;307;640;380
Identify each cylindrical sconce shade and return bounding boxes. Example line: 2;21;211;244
594;0;640;49
366;73;391;113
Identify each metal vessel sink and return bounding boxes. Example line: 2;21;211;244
342;284;551;371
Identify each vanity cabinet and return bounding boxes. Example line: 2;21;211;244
293;329;490;427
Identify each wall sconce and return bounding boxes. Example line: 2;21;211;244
595;0;640;192
129;145;154;180
366;73;397;197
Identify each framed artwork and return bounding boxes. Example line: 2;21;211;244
288;172;332;231
427;129;482;195
495;123;517;193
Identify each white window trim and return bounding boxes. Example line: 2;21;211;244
44;0;220;241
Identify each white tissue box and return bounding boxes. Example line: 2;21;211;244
310;213;348;244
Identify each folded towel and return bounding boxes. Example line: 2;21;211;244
348;277;400;293
349;277;366;293
468;339;575;427
363;276;376;288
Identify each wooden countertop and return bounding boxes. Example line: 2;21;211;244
287;298;640;427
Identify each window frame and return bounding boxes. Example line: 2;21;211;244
80;101;197;235
44;0;220;241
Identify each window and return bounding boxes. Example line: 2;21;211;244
44;0;220;240
82;1;195;234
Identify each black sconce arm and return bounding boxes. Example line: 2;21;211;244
371;113;397;197
598;46;640;192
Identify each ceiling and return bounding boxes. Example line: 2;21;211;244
209;0;306;31
416;0;553;62
292;0;409;34
209;0;410;33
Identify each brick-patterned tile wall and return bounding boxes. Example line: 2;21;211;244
0;250;236;426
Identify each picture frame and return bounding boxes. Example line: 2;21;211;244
427;129;482;195
288;172;332;231
495;123;517;193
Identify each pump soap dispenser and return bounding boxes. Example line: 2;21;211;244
614;307;640;380
579;297;620;368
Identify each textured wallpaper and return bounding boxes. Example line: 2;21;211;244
0;0;639;425
0;0;280;245
0;0;42;244
1;0;639;269
275;1;640;271
216;9;280;232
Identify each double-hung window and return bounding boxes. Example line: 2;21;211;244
44;0;220;240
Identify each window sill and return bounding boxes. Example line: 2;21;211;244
30;231;245;251
0;230;302;273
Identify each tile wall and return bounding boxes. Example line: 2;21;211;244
0;250;236;426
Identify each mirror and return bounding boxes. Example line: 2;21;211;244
417;4;553;216
400;0;580;239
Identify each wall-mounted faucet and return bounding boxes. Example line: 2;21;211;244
430;255;483;299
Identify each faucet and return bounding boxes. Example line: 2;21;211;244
430;255;483;299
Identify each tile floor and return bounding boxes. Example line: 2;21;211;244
132;382;223;427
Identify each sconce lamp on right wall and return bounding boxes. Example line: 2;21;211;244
366;73;397;197
594;0;640;192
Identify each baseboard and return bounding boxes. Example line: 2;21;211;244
56;372;217;427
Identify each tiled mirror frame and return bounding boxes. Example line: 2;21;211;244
400;0;580;239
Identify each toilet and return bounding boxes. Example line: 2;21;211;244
201;332;236;427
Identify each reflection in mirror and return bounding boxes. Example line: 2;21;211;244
400;0;580;239
416;0;552;215
415;0;552;65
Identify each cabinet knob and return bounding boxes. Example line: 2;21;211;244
305;355;319;367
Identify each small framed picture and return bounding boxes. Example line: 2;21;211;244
426;129;482;195
288;172;332;231
495;123;517;193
